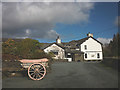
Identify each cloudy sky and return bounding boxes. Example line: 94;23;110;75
2;2;119;44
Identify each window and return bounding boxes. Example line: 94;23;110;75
85;53;87;58
67;55;71;58
53;52;58;55
97;53;100;58
67;53;71;58
50;50;58;55
76;44;79;46
84;45;87;50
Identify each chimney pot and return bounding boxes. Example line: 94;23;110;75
87;32;93;37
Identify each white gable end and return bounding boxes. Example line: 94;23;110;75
44;44;64;53
81;38;102;52
44;43;65;59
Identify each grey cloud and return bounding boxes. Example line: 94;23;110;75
97;38;112;45
2;2;94;40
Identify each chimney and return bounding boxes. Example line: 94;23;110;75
87;32;93;37
56;36;61;44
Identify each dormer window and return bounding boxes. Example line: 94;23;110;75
76;44;80;47
84;45;87;50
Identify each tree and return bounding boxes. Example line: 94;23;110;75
103;33;120;57
16;38;42;58
2;39;18;55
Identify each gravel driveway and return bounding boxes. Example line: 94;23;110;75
2;61;118;88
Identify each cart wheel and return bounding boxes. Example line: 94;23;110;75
28;63;46;80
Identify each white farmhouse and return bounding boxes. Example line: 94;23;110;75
77;33;103;61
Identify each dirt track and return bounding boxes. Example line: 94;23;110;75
2;61;118;88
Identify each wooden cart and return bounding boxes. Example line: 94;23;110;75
19;58;48;80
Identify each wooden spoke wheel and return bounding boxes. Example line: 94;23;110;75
28;63;46;80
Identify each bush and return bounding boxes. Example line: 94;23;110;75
2;54;22;61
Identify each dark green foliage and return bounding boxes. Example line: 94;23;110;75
16;38;41;58
2;38;53;60
2;54;22;60
103;33;120;58
2;39;18;55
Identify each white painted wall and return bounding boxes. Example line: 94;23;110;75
44;44;65;59
84;52;103;60
67;58;72;62
81;37;103;60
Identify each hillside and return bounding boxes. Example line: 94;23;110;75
2;38;23;42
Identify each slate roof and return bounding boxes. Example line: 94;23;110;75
65;48;84;54
41;43;65;50
76;36;103;45
41;36;103;50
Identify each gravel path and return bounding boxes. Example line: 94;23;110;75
2;62;118;88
